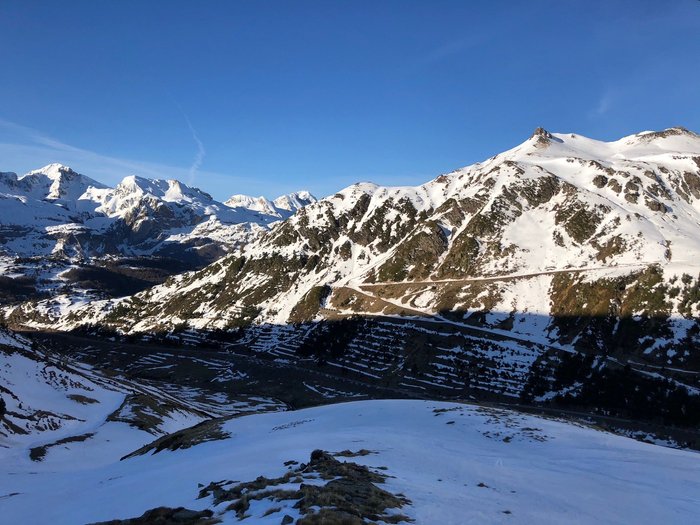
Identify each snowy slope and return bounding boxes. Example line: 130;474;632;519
0;328;124;446
0;399;697;524
0;327;218;458
0;325;288;481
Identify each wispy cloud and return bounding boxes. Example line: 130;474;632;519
0;117;90;156
0;117;264;200
412;34;488;69
590;90;615;118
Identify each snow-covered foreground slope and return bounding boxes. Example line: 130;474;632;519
1;399;697;524
0;328;126;447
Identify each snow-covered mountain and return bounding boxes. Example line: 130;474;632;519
0;162;106;203
21;127;700;409
225;190;316;219
0;163;315;258
52;128;700;325
0;163;315;308
2;130;700;525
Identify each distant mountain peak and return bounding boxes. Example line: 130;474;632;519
272;190;316;211
24;163;79;178
0;163;317;261
17;163;105;201
117;174;146;189
225;191;316;218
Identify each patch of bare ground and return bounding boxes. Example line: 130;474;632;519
99;449;412;523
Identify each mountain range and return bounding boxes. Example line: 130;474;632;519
0;162;315;258
3;127;699;421
0;162;315;305
2;127;700;523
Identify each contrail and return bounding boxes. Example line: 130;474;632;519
182;114;205;187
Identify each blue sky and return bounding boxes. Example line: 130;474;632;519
0;1;698;200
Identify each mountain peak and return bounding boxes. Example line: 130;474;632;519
19;163;105;201
531;127;552;139
27;163;76;178
225;191;316;218
225;194;273;211
272;191;317;211
528;127;565;149
116;174;151;193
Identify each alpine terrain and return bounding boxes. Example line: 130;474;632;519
7;127;699;415
1;128;700;524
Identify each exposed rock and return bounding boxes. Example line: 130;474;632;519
592;174;608;188
89;506;217;525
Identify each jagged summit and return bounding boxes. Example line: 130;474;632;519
528;127;563;148
273;190;316;211
115;174;155;193
113;175;215;204
23;163;84;179
23;163;100;188
7;163;106;203
26;162;71;175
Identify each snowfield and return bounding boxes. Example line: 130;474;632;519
1;399;698;524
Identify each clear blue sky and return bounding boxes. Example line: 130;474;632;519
0;1;698;200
